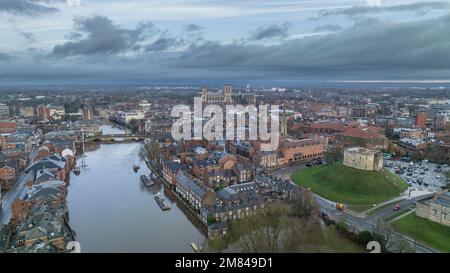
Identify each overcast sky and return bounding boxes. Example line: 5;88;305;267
1;0;450;84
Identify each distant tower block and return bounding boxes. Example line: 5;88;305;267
201;86;208;103
224;84;233;103
281;111;288;135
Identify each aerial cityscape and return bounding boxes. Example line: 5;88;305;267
0;0;450;257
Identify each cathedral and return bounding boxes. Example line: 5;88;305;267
200;84;288;138
201;85;256;105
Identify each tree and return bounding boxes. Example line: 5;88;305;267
391;240;415;253
290;189;317;220
228;206;288;253
385;128;399;140
443;171;450;190
357;230;373;246
281;217;309;253
372;218;394;253
324;147;342;164
139;139;161;163
387;141;404;156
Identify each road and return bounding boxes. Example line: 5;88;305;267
0;171;34;224
273;164;438;253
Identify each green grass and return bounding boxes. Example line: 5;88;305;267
366;199;404;216
291;163;408;206
348;204;375;213
385;208;414;222
306;225;366;253
393;213;450;253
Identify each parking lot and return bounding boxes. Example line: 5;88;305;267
385;159;449;193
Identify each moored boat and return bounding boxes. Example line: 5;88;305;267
73;167;81;175
140;175;154;187
154;193;170;211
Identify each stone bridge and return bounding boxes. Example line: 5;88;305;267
85;134;146;142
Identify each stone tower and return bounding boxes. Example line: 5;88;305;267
224;85;233;103
201;86;208;103
281;110;288;135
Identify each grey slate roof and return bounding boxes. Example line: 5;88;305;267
176;173;205;197
436;192;450;207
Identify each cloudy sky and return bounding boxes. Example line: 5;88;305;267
1;0;450;84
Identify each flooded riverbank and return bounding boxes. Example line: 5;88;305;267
67;138;206;252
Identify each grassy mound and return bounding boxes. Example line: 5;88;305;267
291;163;408;206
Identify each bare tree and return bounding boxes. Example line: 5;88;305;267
392;240;415;253
373;218;394;252
139;139;161;164
290;189;317;221
230;206;287;253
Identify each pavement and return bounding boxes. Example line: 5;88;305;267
273;163;438;253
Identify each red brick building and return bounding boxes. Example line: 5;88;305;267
0;122;17;133
280;137;326;163
338;124;388;150
0;160;18;190
416;111;427;128
162;161;186;186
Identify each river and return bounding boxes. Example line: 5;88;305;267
66;125;206;252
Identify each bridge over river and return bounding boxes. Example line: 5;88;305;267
85;133;146;143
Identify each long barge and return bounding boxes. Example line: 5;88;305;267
154;194;171;211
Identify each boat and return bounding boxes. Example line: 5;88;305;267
140;175;154;187
154;193;171;211
191;242;201;253
73;167;81;175
133;164;140;172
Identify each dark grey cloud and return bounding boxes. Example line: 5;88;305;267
0;0;59;16
185;24;203;32
314;24;343;32
249;23;291;40
0;53;11;61
320;1;450;17
4;12;450;82
20;31;36;43
177;14;450;78
52;16;155;56
146;37;185;52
